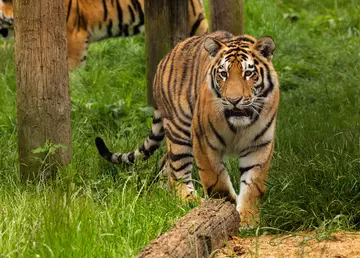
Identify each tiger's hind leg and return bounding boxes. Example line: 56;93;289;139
237;142;274;227
163;119;197;202
67;29;89;69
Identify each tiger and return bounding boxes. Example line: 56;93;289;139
95;31;279;227
0;0;208;69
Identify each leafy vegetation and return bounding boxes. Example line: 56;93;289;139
0;0;359;256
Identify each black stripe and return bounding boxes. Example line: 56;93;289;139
159;55;173;114
178;103;192;121
253;112;276;141
260;67;264;81
165;131;192;147
209;118;226;147
177;59;192;117
168;152;193;162
194;131;205;154
196;97;206;144
205;134;218;151
182;61;194;115
128;5;135;23
79;12;87;28
132;0;144;35
165;45;179;115
127;152;135;163
259;63;275;98
241;180;250;186
239;140;272;157
254;182;265;197
211;76;221;98
239;36;255;44
75;0;80;31
116;0;123;36
66;0;72;22
193;38;204;101
190;14;204;36
116;154;123;163
226;118;237;133
149;133;164;142
170;162;193;172
174;177;193;184
102;0;108;21
239;164;260;175
240;54;248;60
107;19;113;37
171;121;191;138
152;117;162;124
139;144;159;159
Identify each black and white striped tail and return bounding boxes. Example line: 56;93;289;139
95;110;165;164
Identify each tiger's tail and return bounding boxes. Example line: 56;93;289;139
95;110;165;164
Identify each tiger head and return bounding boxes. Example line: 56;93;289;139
0;0;14;39
204;34;277;127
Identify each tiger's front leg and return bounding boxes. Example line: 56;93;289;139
237;142;274;227
193;133;237;203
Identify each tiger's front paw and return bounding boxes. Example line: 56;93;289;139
238;207;260;229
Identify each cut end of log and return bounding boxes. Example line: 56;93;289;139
137;199;240;258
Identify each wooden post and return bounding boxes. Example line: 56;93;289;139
137;200;240;258
145;0;188;107
209;0;245;35
14;0;71;181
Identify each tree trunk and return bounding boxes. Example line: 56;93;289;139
137;200;240;258
145;0;188;107
14;0;71;181
209;0;245;35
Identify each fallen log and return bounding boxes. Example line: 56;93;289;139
137;199;240;258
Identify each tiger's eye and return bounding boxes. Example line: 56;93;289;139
244;70;253;77
220;71;227;77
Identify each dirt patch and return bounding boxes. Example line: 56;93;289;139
214;231;360;258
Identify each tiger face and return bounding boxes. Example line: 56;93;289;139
0;0;14;38
204;36;276;127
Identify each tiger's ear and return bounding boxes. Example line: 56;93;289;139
204;37;225;59
254;36;275;61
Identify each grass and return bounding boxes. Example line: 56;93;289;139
1;0;360;256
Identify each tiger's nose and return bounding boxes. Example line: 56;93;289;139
226;97;242;106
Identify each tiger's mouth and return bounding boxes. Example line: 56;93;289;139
224;107;253;118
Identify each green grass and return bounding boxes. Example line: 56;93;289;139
1;0;360;256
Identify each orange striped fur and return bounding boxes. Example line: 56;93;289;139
0;0;208;68
96;31;280;227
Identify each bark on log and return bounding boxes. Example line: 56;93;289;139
137;200;240;258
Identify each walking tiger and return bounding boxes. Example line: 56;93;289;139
96;31;280;227
0;0;208;68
